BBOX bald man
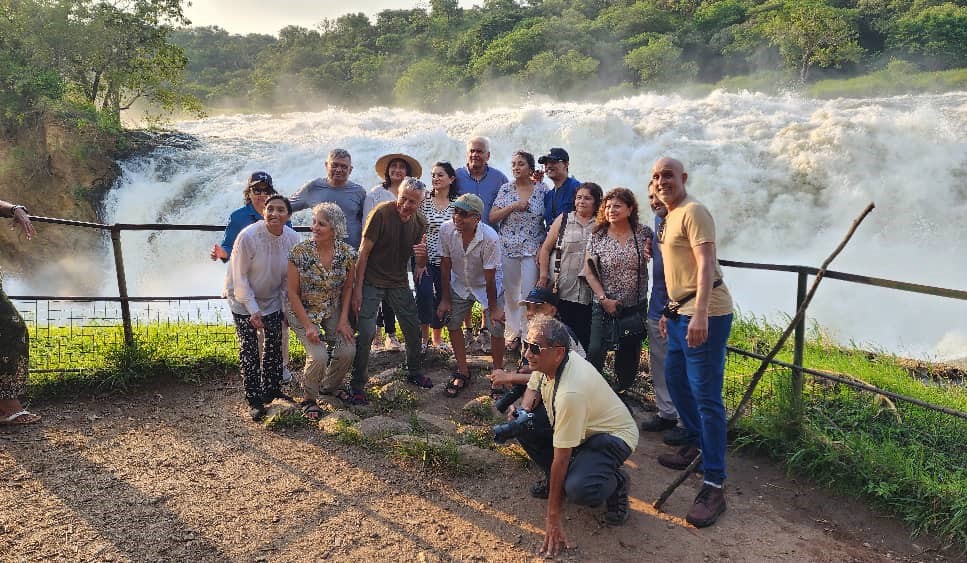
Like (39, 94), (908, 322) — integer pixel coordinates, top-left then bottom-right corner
(652, 157), (734, 529)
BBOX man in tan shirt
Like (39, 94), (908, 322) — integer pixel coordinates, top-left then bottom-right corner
(652, 157), (734, 529)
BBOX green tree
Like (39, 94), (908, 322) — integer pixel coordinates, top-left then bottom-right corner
(889, 3), (967, 68)
(521, 49), (600, 93)
(742, 0), (865, 83)
(624, 34), (697, 85)
(393, 58), (465, 110)
(470, 19), (547, 78)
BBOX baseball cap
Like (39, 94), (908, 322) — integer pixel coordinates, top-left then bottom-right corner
(453, 193), (484, 216)
(519, 286), (559, 307)
(247, 171), (273, 188)
(538, 148), (570, 164)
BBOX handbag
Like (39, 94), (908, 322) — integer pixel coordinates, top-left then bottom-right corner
(611, 228), (647, 339)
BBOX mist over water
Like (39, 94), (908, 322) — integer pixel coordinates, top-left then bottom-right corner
(85, 91), (967, 360)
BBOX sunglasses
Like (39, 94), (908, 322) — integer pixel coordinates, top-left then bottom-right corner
(454, 208), (478, 218)
(522, 339), (561, 355)
(250, 187), (273, 195)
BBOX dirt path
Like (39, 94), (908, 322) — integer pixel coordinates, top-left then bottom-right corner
(0, 351), (954, 562)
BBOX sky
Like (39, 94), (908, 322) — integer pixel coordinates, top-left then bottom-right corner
(183, 0), (479, 35)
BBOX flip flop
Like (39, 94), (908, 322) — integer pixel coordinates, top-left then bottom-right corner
(0, 410), (41, 426)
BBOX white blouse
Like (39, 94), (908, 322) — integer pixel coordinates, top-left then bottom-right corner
(223, 221), (301, 316)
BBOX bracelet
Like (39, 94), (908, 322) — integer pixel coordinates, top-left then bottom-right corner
(9, 205), (27, 217)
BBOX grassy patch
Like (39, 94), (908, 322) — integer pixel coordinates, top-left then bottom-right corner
(725, 315), (967, 550)
(264, 410), (310, 430)
(391, 436), (466, 474)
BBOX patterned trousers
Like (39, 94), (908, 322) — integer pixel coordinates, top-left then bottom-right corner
(233, 310), (284, 406)
(0, 288), (28, 400)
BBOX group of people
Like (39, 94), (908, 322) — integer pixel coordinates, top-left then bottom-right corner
(211, 136), (736, 548)
(0, 139), (734, 553)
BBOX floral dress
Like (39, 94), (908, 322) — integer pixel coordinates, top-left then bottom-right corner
(492, 181), (548, 257)
(286, 239), (357, 331)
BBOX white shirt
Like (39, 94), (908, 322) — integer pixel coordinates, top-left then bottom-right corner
(439, 220), (503, 306)
(223, 221), (301, 316)
(363, 185), (396, 223)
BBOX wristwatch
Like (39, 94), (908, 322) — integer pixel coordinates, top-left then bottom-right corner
(9, 205), (27, 217)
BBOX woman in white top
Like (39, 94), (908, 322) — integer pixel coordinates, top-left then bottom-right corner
(363, 152), (422, 351)
(224, 195), (301, 420)
(489, 150), (548, 352)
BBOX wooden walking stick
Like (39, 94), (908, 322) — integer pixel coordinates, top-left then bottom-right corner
(653, 202), (876, 511)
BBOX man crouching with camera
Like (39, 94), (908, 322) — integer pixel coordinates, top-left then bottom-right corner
(503, 315), (639, 555)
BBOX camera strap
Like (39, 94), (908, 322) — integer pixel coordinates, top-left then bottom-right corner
(552, 211), (568, 293)
(548, 352), (569, 424)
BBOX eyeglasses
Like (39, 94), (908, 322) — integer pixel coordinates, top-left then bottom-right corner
(522, 339), (561, 355)
(657, 219), (667, 243)
(454, 208), (477, 218)
(250, 187), (273, 195)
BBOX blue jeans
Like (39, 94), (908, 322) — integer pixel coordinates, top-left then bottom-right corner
(664, 313), (733, 485)
(415, 263), (444, 329)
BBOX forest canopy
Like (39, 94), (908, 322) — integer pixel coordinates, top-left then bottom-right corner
(2, 0), (966, 128)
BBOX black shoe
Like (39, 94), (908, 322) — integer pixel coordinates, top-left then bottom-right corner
(530, 478), (549, 499)
(605, 469), (630, 525)
(248, 405), (266, 421)
(663, 426), (693, 446)
(640, 414), (678, 432)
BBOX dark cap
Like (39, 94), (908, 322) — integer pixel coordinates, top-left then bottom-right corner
(519, 286), (559, 307)
(538, 148), (569, 164)
(247, 171), (273, 188)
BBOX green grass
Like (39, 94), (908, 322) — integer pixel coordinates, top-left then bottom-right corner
(725, 315), (967, 550)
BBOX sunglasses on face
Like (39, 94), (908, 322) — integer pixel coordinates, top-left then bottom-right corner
(454, 208), (477, 218)
(251, 187), (273, 195)
(522, 340), (560, 355)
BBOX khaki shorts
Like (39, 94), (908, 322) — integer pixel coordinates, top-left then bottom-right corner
(447, 292), (505, 339)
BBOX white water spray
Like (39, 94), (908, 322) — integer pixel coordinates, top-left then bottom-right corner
(89, 91), (967, 360)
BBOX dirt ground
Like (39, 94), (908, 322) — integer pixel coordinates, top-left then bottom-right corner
(0, 349), (957, 562)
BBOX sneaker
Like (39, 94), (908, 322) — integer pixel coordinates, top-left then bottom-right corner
(686, 484), (726, 528)
(478, 328), (491, 354)
(530, 478), (549, 499)
(385, 334), (402, 351)
(405, 371), (434, 389)
(640, 414), (678, 432)
(604, 469), (630, 525)
(657, 446), (701, 470)
(663, 426), (694, 446)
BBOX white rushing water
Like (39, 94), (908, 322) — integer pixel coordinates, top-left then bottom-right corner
(62, 91), (967, 360)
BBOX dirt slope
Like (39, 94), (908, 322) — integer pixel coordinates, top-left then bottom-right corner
(0, 351), (954, 562)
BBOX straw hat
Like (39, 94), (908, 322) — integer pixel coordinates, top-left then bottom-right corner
(374, 153), (422, 180)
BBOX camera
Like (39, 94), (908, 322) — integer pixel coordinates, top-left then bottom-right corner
(493, 383), (527, 413)
(493, 408), (535, 444)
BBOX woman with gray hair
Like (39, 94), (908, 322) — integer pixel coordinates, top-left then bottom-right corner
(285, 202), (358, 418)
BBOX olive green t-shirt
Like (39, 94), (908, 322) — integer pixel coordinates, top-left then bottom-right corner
(362, 201), (427, 288)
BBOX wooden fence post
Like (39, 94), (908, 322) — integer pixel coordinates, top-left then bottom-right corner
(110, 225), (134, 346)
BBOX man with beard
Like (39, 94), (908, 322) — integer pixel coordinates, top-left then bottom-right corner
(290, 148), (367, 249)
(652, 157), (734, 528)
(349, 177), (433, 404)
